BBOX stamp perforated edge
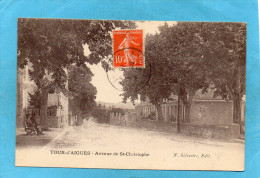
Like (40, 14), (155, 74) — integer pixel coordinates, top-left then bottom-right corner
(112, 29), (145, 68)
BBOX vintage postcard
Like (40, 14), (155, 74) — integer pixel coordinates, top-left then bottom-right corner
(16, 18), (246, 171)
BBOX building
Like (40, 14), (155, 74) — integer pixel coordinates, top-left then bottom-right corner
(16, 63), (69, 128)
(135, 88), (245, 139)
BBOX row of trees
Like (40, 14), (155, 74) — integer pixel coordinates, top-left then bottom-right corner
(92, 104), (125, 123)
(121, 22), (246, 133)
(18, 18), (135, 124)
(18, 19), (246, 133)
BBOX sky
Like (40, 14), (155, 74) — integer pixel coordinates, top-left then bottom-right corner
(85, 21), (177, 103)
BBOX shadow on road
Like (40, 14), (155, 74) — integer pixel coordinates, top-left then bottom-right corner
(16, 134), (53, 149)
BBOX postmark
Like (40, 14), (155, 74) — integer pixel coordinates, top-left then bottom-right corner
(105, 51), (151, 92)
(113, 29), (144, 68)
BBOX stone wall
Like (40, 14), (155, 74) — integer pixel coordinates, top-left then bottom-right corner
(136, 99), (245, 126)
(110, 117), (240, 139)
(190, 100), (233, 125)
(130, 97), (245, 139)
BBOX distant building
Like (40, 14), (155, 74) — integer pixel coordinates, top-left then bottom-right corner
(136, 88), (245, 122)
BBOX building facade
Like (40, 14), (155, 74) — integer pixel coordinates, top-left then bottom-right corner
(16, 64), (69, 128)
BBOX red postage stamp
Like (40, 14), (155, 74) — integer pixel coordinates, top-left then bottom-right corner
(113, 29), (144, 67)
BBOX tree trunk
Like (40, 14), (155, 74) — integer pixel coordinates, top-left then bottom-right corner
(40, 88), (49, 126)
(233, 94), (238, 123)
(184, 103), (190, 123)
(177, 93), (181, 133)
(232, 58), (243, 133)
(233, 92), (243, 133)
(155, 104), (163, 121)
(234, 58), (244, 134)
(184, 91), (195, 123)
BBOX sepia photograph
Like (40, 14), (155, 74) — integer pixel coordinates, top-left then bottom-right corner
(15, 18), (246, 171)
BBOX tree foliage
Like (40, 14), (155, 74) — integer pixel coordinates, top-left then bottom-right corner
(121, 22), (211, 121)
(121, 33), (174, 120)
(121, 22), (246, 127)
(18, 18), (135, 124)
(158, 22), (211, 122)
(18, 18), (135, 92)
(68, 65), (97, 115)
(28, 88), (41, 109)
(202, 22), (246, 126)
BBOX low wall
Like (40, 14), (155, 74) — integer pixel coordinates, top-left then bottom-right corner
(37, 115), (70, 128)
(190, 100), (233, 125)
(40, 116), (60, 128)
(110, 117), (240, 139)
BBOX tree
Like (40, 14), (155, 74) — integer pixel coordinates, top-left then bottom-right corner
(159, 22), (246, 128)
(18, 18), (135, 125)
(92, 104), (110, 123)
(121, 23), (210, 123)
(121, 33), (174, 121)
(121, 22), (246, 133)
(158, 22), (210, 123)
(68, 66), (97, 114)
(68, 65), (97, 116)
(28, 88), (41, 109)
(202, 23), (246, 132)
